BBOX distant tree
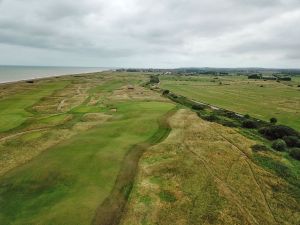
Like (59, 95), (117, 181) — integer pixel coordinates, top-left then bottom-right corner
(248, 74), (262, 79)
(192, 104), (205, 110)
(162, 89), (170, 95)
(259, 125), (299, 140)
(242, 120), (258, 129)
(272, 139), (287, 151)
(270, 117), (277, 124)
(278, 77), (292, 81)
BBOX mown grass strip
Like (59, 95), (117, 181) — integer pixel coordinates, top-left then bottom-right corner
(92, 108), (176, 225)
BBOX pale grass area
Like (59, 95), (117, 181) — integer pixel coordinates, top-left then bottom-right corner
(108, 85), (169, 102)
(33, 83), (93, 113)
(121, 109), (300, 225)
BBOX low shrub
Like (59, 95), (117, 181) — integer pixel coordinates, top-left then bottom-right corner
(244, 114), (250, 119)
(204, 114), (219, 122)
(242, 120), (258, 129)
(283, 136), (300, 148)
(259, 125), (299, 140)
(192, 104), (205, 110)
(169, 93), (178, 99)
(162, 89), (170, 95)
(150, 75), (160, 84)
(220, 120), (239, 127)
(251, 144), (270, 152)
(289, 148), (300, 160)
(270, 117), (277, 124)
(272, 139), (287, 151)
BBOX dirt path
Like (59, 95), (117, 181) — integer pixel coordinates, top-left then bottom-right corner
(91, 109), (176, 225)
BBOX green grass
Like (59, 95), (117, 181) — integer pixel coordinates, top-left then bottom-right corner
(89, 80), (124, 94)
(161, 75), (300, 130)
(0, 81), (69, 132)
(0, 101), (174, 225)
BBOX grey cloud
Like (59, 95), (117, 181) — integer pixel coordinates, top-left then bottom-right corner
(0, 0), (300, 67)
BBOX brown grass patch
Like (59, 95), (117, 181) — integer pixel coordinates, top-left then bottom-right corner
(120, 109), (300, 225)
(108, 85), (168, 102)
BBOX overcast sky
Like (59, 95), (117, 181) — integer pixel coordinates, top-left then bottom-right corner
(0, 0), (299, 68)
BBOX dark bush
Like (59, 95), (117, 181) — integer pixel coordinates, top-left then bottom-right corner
(162, 90), (170, 95)
(220, 111), (236, 118)
(192, 104), (205, 110)
(220, 120), (239, 127)
(283, 136), (300, 148)
(169, 93), (178, 99)
(278, 77), (292, 81)
(248, 74), (261, 79)
(259, 125), (299, 140)
(150, 75), (160, 84)
(251, 144), (270, 152)
(270, 117), (277, 124)
(26, 80), (34, 84)
(289, 148), (300, 160)
(244, 114), (250, 119)
(204, 114), (219, 122)
(272, 139), (287, 151)
(242, 120), (258, 129)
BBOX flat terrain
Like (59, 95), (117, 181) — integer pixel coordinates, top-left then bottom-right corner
(0, 72), (299, 225)
(160, 75), (300, 130)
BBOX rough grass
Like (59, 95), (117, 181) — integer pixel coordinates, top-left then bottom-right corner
(0, 101), (174, 225)
(160, 75), (300, 130)
(0, 72), (175, 225)
(121, 109), (300, 225)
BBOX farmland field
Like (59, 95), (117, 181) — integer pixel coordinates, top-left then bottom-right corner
(160, 75), (300, 131)
(0, 72), (299, 225)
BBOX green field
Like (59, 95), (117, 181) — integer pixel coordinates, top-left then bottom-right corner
(0, 72), (299, 225)
(160, 75), (300, 130)
(0, 73), (174, 225)
(0, 81), (70, 132)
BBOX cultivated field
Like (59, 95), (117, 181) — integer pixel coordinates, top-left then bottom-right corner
(160, 75), (300, 130)
(0, 72), (299, 225)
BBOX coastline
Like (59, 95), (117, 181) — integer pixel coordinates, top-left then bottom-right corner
(0, 67), (112, 85)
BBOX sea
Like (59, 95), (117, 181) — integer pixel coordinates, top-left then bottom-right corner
(0, 65), (110, 83)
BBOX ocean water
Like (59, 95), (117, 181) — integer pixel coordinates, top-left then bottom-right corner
(0, 66), (109, 83)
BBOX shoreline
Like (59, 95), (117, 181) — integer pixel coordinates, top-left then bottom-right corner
(0, 69), (111, 85)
